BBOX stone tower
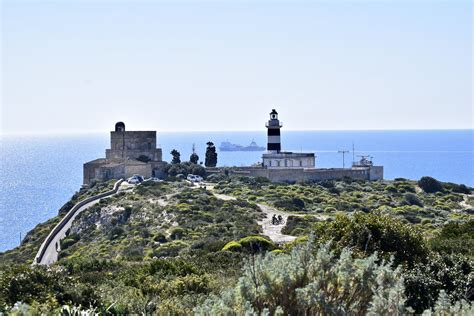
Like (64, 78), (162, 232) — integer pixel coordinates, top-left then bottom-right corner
(266, 109), (282, 152)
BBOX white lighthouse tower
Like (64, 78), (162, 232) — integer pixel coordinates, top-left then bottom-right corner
(266, 109), (282, 152)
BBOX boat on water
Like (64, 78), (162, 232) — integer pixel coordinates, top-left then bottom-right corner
(219, 140), (265, 152)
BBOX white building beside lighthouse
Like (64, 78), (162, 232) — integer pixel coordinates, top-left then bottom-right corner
(262, 109), (316, 169)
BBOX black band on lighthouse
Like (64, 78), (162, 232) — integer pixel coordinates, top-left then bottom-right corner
(268, 143), (281, 151)
(267, 129), (280, 136)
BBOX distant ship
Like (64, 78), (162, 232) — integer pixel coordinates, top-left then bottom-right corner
(219, 140), (265, 152)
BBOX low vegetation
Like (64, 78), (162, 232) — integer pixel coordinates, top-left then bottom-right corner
(0, 176), (472, 314)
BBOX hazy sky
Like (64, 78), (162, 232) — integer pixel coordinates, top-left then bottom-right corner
(1, 0), (472, 135)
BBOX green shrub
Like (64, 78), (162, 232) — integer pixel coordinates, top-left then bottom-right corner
(314, 211), (429, 266)
(404, 193), (424, 207)
(222, 241), (243, 252)
(404, 253), (473, 313)
(418, 176), (443, 193)
(443, 182), (472, 194)
(237, 236), (275, 253)
(196, 240), (406, 315)
(273, 197), (305, 212)
(107, 226), (125, 240)
(169, 227), (185, 240)
(281, 215), (319, 236)
(429, 220), (474, 256)
(385, 185), (398, 193)
(153, 232), (168, 243)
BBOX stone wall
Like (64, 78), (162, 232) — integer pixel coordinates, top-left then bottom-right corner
(106, 131), (162, 161)
(219, 166), (384, 183)
(262, 152), (315, 169)
(124, 162), (152, 179)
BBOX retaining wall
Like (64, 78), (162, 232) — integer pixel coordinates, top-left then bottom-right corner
(34, 179), (124, 265)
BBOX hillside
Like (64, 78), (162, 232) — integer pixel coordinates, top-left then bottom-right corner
(1, 177), (473, 314)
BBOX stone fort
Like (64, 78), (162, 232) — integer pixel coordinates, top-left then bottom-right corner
(83, 122), (166, 185)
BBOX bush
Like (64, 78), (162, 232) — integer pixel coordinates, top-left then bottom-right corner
(418, 176), (443, 193)
(385, 185), (398, 193)
(222, 241), (243, 252)
(404, 253), (473, 313)
(404, 193), (424, 207)
(281, 215), (319, 236)
(274, 197), (305, 212)
(196, 240), (406, 315)
(429, 220), (474, 256)
(314, 211), (429, 266)
(223, 236), (276, 254)
(107, 226), (125, 240)
(169, 227), (185, 240)
(153, 232), (168, 243)
(206, 174), (226, 183)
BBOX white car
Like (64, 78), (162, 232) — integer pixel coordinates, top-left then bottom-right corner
(194, 175), (203, 182)
(186, 174), (202, 182)
(187, 174), (203, 183)
(127, 176), (142, 184)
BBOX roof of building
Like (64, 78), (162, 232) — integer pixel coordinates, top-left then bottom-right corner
(262, 152), (315, 158)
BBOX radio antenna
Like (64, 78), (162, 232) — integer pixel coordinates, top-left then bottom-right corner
(337, 150), (349, 168)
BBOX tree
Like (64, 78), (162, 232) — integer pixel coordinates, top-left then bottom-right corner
(190, 144), (199, 164)
(204, 142), (217, 167)
(170, 149), (181, 164)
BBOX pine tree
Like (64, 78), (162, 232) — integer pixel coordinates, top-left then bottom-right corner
(190, 144), (199, 164)
(205, 142), (217, 167)
(170, 149), (181, 164)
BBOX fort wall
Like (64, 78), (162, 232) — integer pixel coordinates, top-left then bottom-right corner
(213, 166), (384, 183)
(106, 131), (162, 161)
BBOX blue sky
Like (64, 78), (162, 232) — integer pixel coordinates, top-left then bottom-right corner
(1, 0), (472, 134)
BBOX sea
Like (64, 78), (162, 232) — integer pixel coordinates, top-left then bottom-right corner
(0, 130), (473, 252)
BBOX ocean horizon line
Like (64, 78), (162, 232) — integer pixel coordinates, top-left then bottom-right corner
(1, 128), (473, 138)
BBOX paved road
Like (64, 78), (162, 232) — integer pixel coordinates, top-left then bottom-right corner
(35, 180), (128, 265)
(37, 198), (102, 265)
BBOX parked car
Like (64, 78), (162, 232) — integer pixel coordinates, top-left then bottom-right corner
(127, 174), (144, 184)
(127, 177), (140, 184)
(187, 174), (203, 183)
(132, 175), (144, 182)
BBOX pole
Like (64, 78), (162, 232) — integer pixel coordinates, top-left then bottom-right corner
(352, 142), (355, 164)
(338, 150), (349, 168)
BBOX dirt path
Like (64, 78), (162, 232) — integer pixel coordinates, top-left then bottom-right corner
(459, 194), (473, 209)
(256, 204), (296, 243)
(198, 182), (296, 243)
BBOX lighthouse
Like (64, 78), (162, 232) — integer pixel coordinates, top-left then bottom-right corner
(266, 109), (282, 152)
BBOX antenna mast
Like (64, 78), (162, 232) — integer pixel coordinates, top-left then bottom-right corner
(337, 150), (349, 168)
(352, 142), (355, 164)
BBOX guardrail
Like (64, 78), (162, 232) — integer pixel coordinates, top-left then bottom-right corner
(34, 179), (124, 265)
